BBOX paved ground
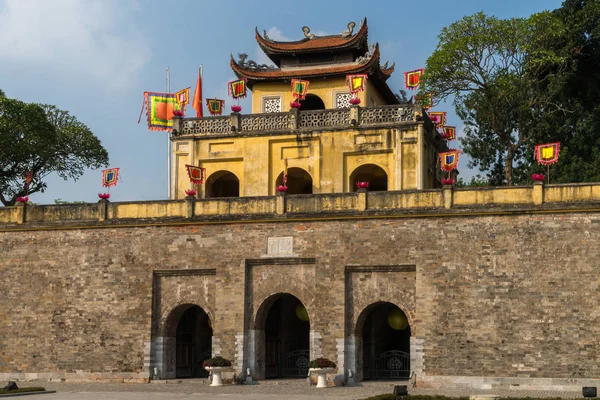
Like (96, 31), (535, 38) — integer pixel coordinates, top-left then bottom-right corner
(8, 379), (583, 400)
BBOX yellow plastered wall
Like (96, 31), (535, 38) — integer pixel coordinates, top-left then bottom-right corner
(251, 77), (366, 112)
(365, 79), (389, 107)
(172, 124), (428, 199)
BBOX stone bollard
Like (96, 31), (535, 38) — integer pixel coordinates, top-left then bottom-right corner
(98, 199), (109, 222)
(442, 184), (453, 209)
(276, 191), (286, 215)
(532, 181), (544, 205)
(357, 188), (367, 211)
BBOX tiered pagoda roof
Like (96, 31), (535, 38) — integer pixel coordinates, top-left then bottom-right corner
(230, 18), (399, 104)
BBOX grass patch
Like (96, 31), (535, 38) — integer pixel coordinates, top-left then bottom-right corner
(0, 387), (45, 395)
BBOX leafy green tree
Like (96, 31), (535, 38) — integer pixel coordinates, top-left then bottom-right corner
(527, 0), (600, 183)
(0, 93), (109, 206)
(422, 12), (568, 185)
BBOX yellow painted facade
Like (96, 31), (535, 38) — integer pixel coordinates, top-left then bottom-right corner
(170, 76), (445, 199)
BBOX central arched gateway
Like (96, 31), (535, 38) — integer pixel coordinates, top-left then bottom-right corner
(356, 302), (411, 380)
(163, 304), (213, 379)
(255, 293), (310, 379)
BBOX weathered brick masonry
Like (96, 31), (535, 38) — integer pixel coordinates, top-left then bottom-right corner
(2, 186), (600, 389)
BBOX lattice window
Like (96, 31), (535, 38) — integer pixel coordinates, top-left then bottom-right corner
(263, 96), (282, 113)
(335, 92), (352, 109)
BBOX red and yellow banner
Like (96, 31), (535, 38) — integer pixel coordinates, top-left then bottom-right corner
(186, 164), (206, 184)
(102, 168), (120, 187)
(206, 99), (225, 116)
(439, 150), (460, 172)
(442, 126), (456, 140)
(534, 142), (560, 165)
(346, 74), (367, 94)
(428, 111), (446, 128)
(174, 87), (190, 111)
(404, 68), (424, 90)
(291, 79), (310, 100)
(144, 92), (177, 131)
(229, 79), (247, 99)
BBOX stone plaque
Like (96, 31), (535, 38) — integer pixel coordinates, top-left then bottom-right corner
(267, 237), (293, 256)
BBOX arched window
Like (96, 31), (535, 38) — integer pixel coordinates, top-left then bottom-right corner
(350, 164), (388, 192)
(299, 94), (325, 111)
(276, 167), (313, 194)
(205, 171), (239, 198)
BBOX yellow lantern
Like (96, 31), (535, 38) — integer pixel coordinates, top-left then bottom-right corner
(387, 308), (408, 330)
(296, 304), (309, 322)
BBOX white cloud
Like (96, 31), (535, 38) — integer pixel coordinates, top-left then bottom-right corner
(264, 26), (291, 42)
(0, 0), (150, 92)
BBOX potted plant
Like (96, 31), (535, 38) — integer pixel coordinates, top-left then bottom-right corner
(290, 101), (302, 109)
(308, 358), (336, 388)
(356, 181), (369, 190)
(349, 97), (361, 106)
(16, 196), (29, 203)
(532, 173), (545, 183)
(203, 356), (232, 386)
(185, 189), (197, 198)
(97, 193), (110, 200)
(276, 185), (288, 193)
(231, 105), (242, 113)
(441, 178), (455, 186)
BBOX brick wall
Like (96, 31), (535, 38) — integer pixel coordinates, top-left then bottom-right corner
(1, 210), (600, 388)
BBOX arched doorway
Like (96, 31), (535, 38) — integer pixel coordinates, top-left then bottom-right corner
(357, 302), (410, 380)
(205, 171), (239, 198)
(350, 164), (388, 192)
(255, 294), (310, 379)
(276, 167), (313, 194)
(168, 305), (212, 378)
(299, 94), (325, 111)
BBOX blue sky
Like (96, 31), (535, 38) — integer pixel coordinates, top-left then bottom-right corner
(0, 0), (563, 204)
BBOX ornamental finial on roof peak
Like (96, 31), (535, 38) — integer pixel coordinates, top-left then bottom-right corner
(302, 26), (316, 40)
(341, 21), (356, 38)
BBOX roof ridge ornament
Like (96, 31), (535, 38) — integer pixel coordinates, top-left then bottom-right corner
(341, 21), (356, 38)
(263, 29), (273, 42)
(236, 53), (277, 71)
(302, 26), (316, 40)
(357, 43), (376, 64)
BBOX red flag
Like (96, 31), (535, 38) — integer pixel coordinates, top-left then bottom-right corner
(192, 69), (203, 117)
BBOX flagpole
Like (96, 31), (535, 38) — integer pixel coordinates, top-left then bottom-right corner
(167, 67), (171, 200)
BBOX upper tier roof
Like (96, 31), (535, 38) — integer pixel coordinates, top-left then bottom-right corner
(230, 43), (399, 104)
(256, 18), (369, 65)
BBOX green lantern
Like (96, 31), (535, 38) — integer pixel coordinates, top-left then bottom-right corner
(296, 304), (309, 322)
(387, 308), (408, 330)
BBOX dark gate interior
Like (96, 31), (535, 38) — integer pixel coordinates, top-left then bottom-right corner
(362, 303), (410, 380)
(265, 294), (310, 378)
(176, 306), (212, 378)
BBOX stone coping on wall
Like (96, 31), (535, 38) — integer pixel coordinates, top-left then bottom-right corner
(1, 182), (600, 230)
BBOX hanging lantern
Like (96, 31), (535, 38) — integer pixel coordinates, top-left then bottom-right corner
(296, 303), (309, 322)
(387, 308), (408, 330)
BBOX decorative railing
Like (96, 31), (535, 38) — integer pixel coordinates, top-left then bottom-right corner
(240, 112), (288, 132)
(298, 108), (351, 129)
(175, 104), (418, 137)
(360, 105), (415, 126)
(182, 116), (231, 135)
